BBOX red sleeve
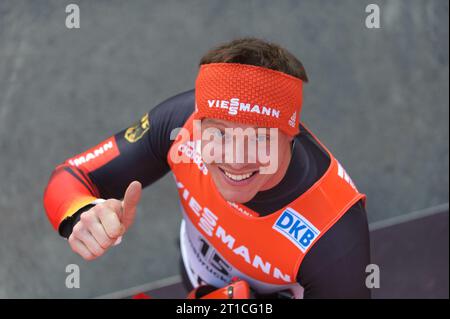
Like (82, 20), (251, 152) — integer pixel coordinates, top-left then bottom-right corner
(43, 90), (195, 233)
(43, 136), (120, 230)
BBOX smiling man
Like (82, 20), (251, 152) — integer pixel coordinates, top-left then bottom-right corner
(43, 38), (371, 299)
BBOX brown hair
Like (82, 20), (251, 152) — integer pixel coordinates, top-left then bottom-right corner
(199, 37), (308, 82)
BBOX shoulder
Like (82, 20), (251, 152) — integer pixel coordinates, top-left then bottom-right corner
(144, 89), (195, 161)
(148, 89), (195, 129)
(298, 200), (370, 284)
(297, 200), (371, 298)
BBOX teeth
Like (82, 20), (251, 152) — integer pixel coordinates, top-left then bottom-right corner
(223, 170), (254, 181)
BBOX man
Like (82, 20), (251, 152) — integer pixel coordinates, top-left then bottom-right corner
(44, 38), (371, 298)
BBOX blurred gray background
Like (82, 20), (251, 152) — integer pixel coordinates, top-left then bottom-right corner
(0, 0), (448, 298)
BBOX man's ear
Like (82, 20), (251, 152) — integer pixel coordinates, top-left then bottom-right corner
(287, 135), (295, 152)
(282, 132), (295, 143)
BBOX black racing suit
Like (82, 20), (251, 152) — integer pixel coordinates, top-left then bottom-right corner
(50, 90), (371, 299)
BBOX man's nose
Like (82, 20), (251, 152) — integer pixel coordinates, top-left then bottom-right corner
(226, 135), (255, 164)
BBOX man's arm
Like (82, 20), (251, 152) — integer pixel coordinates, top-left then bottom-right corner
(43, 89), (195, 237)
(297, 200), (371, 298)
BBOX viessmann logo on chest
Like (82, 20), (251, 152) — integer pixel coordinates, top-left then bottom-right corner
(273, 208), (320, 253)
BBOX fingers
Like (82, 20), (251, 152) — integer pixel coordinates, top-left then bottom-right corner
(97, 200), (125, 239)
(121, 181), (142, 229)
(88, 222), (115, 249)
(68, 201), (122, 260)
(71, 222), (105, 257)
(78, 229), (105, 256)
(67, 181), (142, 261)
(68, 236), (96, 261)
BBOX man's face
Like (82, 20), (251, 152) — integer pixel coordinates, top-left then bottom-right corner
(200, 118), (293, 203)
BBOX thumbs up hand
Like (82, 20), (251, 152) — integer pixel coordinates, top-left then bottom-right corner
(120, 181), (142, 230)
(68, 181), (142, 261)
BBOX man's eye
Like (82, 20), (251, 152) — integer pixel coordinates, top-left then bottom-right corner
(214, 130), (224, 139)
(257, 135), (269, 142)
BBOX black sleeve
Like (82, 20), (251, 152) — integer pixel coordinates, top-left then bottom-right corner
(145, 89), (196, 167)
(297, 200), (372, 299)
(88, 89), (195, 199)
(58, 89), (195, 237)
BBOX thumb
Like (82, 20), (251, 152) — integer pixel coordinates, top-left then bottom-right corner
(121, 181), (142, 229)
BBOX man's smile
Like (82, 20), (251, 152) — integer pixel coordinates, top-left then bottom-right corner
(218, 167), (259, 185)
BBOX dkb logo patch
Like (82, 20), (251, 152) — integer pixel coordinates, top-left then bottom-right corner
(273, 208), (320, 253)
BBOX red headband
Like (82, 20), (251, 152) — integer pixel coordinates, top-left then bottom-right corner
(194, 63), (303, 136)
